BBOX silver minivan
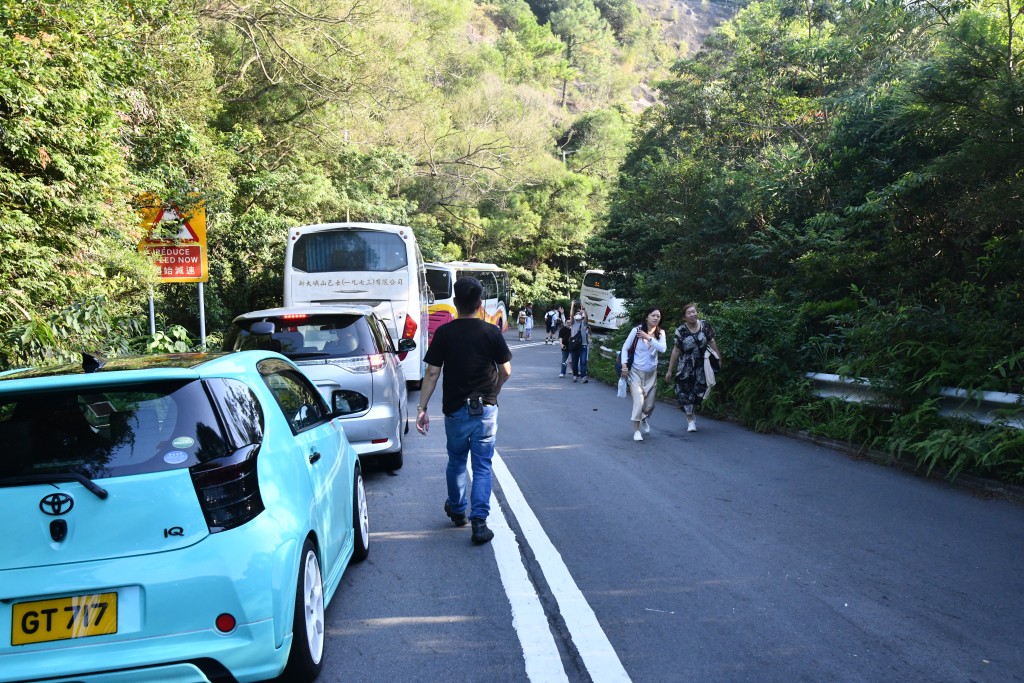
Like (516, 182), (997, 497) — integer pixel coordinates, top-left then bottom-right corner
(224, 305), (411, 470)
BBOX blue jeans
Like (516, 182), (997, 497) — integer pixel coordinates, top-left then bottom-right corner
(571, 344), (589, 378)
(560, 347), (570, 375)
(444, 404), (498, 521)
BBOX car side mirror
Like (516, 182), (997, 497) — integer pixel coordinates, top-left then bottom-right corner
(397, 338), (416, 353)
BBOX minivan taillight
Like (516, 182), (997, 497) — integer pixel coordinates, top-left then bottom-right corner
(190, 444), (264, 532)
(328, 355), (387, 373)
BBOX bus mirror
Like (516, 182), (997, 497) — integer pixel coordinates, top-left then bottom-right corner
(397, 338), (417, 353)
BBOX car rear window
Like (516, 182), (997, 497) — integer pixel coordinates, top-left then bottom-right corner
(291, 229), (408, 273)
(226, 314), (379, 359)
(0, 379), (259, 480)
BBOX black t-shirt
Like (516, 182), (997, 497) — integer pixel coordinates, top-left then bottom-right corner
(558, 325), (572, 346)
(423, 318), (513, 415)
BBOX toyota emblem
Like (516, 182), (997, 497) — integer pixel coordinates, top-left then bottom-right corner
(39, 493), (74, 516)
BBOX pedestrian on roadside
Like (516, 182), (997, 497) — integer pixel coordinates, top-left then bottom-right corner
(620, 307), (667, 442)
(416, 277), (513, 545)
(544, 306), (557, 343)
(517, 308), (526, 341)
(568, 302), (591, 383)
(558, 318), (572, 377)
(524, 305), (534, 340)
(664, 303), (722, 433)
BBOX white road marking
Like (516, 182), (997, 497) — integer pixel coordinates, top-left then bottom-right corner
(510, 340), (551, 349)
(490, 493), (570, 683)
(492, 451), (632, 683)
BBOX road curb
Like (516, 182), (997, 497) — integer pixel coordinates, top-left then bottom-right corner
(784, 429), (1024, 506)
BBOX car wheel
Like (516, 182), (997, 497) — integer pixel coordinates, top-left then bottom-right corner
(381, 447), (403, 471)
(352, 468), (370, 562)
(381, 415), (405, 471)
(279, 539), (324, 683)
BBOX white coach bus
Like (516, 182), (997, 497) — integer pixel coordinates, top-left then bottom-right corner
(284, 222), (430, 383)
(579, 269), (628, 332)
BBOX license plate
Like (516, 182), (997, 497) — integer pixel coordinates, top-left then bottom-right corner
(12, 592), (117, 646)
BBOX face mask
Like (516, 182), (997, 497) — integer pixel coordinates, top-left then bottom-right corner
(574, 314), (583, 320)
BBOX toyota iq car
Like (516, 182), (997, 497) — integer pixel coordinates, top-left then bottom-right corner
(224, 306), (412, 470)
(0, 351), (369, 683)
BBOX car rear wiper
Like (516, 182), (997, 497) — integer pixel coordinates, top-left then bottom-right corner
(0, 473), (108, 499)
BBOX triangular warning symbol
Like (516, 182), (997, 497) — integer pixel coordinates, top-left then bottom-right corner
(151, 207), (200, 242)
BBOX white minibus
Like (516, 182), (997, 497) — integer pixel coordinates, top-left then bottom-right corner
(579, 269), (628, 332)
(284, 222), (430, 383)
(425, 262), (510, 344)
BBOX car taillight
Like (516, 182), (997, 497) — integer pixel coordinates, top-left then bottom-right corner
(400, 316), (417, 360)
(189, 444), (264, 532)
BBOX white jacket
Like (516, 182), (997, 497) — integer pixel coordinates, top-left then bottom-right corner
(621, 326), (667, 373)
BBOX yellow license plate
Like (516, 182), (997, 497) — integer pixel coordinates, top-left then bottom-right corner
(12, 592), (117, 646)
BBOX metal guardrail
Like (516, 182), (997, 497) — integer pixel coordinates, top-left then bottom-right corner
(597, 342), (1023, 430)
(806, 373), (1024, 430)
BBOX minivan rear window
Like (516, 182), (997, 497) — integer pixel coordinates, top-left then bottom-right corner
(0, 380), (256, 480)
(292, 229), (408, 273)
(227, 314), (379, 359)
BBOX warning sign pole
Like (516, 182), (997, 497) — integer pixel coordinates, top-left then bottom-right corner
(198, 282), (207, 349)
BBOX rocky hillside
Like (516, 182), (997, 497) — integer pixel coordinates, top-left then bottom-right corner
(640, 0), (739, 56)
(630, 0), (739, 107)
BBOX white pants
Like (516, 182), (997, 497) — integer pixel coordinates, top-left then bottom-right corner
(628, 367), (658, 422)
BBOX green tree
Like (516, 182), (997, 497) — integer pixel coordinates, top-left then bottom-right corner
(0, 0), (213, 361)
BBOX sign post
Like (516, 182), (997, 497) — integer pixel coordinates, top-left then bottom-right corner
(138, 195), (210, 347)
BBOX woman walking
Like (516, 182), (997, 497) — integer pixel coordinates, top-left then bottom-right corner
(664, 303), (722, 432)
(620, 307), (667, 442)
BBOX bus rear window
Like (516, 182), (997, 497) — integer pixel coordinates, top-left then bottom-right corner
(583, 272), (614, 290)
(425, 269), (452, 300)
(292, 230), (409, 273)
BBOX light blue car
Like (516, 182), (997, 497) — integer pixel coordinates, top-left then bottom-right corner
(0, 351), (369, 682)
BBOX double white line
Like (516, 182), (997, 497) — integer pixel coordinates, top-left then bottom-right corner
(489, 451), (632, 683)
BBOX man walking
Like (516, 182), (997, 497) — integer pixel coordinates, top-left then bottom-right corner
(416, 277), (513, 544)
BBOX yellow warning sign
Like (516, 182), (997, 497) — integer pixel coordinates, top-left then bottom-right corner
(137, 194), (208, 283)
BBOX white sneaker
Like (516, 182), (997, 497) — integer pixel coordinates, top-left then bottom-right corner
(559, 373), (565, 378)
(641, 417), (651, 434)
(633, 430), (643, 442)
(687, 419), (697, 432)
